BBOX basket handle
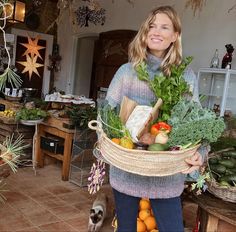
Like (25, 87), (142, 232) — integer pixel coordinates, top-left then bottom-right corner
(88, 120), (102, 132)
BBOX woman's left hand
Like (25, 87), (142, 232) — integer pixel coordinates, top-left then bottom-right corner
(182, 151), (203, 174)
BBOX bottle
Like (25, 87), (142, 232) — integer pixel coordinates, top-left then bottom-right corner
(210, 49), (220, 68)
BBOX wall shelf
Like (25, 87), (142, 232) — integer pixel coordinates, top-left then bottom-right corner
(198, 68), (236, 116)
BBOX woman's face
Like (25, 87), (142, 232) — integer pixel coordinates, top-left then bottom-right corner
(146, 13), (178, 58)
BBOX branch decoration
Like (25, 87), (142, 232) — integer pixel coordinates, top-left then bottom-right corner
(0, 1), (22, 90)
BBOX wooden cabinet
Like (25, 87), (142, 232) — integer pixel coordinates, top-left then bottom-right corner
(89, 30), (137, 99)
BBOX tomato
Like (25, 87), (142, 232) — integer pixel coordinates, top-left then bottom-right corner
(150, 122), (172, 135)
(150, 125), (159, 135)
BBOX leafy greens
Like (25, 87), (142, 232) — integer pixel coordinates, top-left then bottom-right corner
(167, 99), (225, 146)
(136, 56), (193, 121)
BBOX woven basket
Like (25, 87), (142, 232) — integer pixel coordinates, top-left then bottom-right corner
(207, 180), (236, 203)
(88, 120), (200, 177)
(206, 151), (236, 203)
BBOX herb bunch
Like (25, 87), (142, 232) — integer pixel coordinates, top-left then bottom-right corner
(66, 105), (97, 130)
(98, 103), (130, 139)
(137, 56), (193, 121)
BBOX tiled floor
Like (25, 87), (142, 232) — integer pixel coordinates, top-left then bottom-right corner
(0, 164), (198, 232)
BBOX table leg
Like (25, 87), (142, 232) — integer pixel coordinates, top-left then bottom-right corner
(199, 207), (219, 232)
(35, 125), (44, 168)
(61, 133), (73, 181)
(206, 214), (219, 232)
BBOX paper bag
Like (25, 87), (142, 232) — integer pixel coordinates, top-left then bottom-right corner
(119, 96), (138, 124)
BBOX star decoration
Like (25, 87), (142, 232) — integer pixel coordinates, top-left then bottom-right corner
(20, 35), (46, 60)
(17, 55), (44, 80)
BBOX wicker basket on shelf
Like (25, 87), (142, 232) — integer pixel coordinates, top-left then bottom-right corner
(207, 180), (236, 203)
(88, 120), (200, 177)
(206, 151), (236, 203)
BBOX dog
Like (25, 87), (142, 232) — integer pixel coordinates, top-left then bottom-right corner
(88, 192), (108, 232)
(221, 44), (234, 69)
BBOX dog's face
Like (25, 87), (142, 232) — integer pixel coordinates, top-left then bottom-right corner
(90, 208), (104, 224)
(226, 44), (234, 54)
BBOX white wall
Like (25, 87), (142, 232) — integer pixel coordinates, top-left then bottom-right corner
(56, 0), (236, 94)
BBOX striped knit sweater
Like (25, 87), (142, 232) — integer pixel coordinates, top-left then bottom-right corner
(105, 53), (199, 199)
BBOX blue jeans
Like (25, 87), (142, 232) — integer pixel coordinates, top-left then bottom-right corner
(113, 188), (184, 232)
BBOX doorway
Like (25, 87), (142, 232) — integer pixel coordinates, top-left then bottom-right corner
(72, 35), (98, 97)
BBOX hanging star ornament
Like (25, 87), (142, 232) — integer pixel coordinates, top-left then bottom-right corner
(17, 55), (44, 80)
(20, 35), (46, 60)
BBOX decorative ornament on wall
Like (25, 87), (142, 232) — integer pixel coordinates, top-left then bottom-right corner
(74, 0), (106, 27)
(0, 1), (22, 90)
(17, 54), (44, 80)
(185, 0), (207, 16)
(15, 34), (46, 89)
(20, 35), (46, 60)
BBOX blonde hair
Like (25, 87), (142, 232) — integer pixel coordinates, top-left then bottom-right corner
(129, 5), (182, 76)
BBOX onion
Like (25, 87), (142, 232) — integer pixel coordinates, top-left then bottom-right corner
(155, 132), (169, 144)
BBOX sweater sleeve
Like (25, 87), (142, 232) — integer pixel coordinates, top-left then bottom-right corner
(105, 64), (129, 108)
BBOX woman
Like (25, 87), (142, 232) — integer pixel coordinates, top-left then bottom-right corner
(105, 5), (203, 232)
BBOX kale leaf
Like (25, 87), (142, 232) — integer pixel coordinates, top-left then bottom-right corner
(167, 99), (225, 146)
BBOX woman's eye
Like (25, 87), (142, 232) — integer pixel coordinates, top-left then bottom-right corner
(162, 26), (169, 30)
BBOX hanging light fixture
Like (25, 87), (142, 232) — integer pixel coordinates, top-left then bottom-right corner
(5, 0), (26, 23)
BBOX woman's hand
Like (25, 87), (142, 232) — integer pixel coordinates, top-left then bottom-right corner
(182, 151), (203, 174)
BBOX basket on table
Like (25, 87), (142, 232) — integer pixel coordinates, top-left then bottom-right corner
(207, 180), (236, 203)
(206, 150), (236, 203)
(88, 120), (200, 177)
(4, 94), (22, 102)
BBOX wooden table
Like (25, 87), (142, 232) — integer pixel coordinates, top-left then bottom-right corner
(35, 116), (74, 181)
(191, 191), (236, 232)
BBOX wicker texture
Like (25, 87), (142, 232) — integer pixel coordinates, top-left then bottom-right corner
(89, 120), (200, 177)
(207, 181), (236, 203)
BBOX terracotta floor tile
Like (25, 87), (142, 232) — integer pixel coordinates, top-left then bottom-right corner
(22, 189), (54, 199)
(36, 197), (67, 210)
(26, 208), (60, 226)
(0, 214), (33, 231)
(16, 226), (42, 232)
(0, 203), (19, 220)
(3, 191), (29, 203)
(44, 185), (74, 195)
(39, 221), (76, 232)
(64, 216), (90, 232)
(48, 205), (85, 220)
(10, 198), (44, 215)
(57, 191), (89, 205)
(1, 165), (197, 232)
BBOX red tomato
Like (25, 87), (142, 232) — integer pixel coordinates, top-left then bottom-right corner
(150, 124), (159, 135)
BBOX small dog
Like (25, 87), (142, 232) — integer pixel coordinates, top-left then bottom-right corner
(88, 192), (108, 232)
(221, 44), (234, 68)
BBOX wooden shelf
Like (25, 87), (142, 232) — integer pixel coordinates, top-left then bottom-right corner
(35, 119), (74, 181)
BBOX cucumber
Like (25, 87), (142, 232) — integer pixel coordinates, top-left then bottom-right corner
(210, 164), (226, 174)
(225, 169), (235, 175)
(208, 157), (218, 165)
(218, 180), (231, 187)
(219, 174), (236, 182)
(222, 151), (236, 158)
(219, 159), (235, 169)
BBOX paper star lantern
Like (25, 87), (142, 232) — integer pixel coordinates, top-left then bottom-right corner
(20, 35), (46, 60)
(17, 55), (44, 80)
